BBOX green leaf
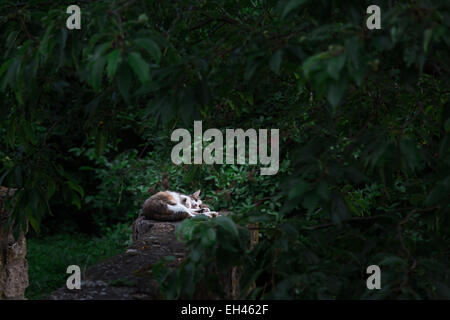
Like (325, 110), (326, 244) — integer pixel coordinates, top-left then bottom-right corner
(344, 167), (368, 184)
(0, 58), (13, 79)
(288, 179), (309, 199)
(302, 193), (319, 213)
(424, 183), (448, 206)
(330, 193), (351, 224)
(0, 58), (19, 92)
(379, 256), (407, 267)
(280, 0), (307, 19)
(14, 166), (23, 186)
(269, 50), (282, 74)
(6, 31), (19, 54)
(244, 60), (260, 81)
(128, 52), (150, 83)
(21, 118), (37, 145)
(116, 63), (132, 104)
(201, 227), (217, 246)
(135, 38), (162, 64)
(302, 52), (328, 78)
(95, 130), (107, 157)
(90, 56), (106, 91)
(0, 169), (11, 187)
(67, 180), (84, 198)
(47, 180), (56, 199)
(281, 223), (299, 238)
(71, 193), (81, 210)
(399, 138), (421, 172)
(106, 49), (121, 79)
(58, 28), (68, 68)
(317, 181), (329, 200)
(92, 42), (112, 60)
(327, 79), (347, 110)
(444, 118), (450, 133)
(138, 14), (149, 23)
(327, 54), (346, 80)
(423, 28), (432, 53)
(436, 283), (450, 299)
(439, 135), (449, 158)
(39, 25), (54, 55)
(215, 216), (239, 237)
(26, 206), (40, 233)
(206, 228), (216, 242)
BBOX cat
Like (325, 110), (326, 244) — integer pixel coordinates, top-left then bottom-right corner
(189, 189), (203, 210)
(141, 190), (217, 221)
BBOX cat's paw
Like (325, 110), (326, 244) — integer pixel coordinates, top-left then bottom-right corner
(209, 211), (219, 218)
(201, 211), (219, 218)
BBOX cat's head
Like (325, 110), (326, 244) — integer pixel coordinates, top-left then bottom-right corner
(189, 190), (202, 209)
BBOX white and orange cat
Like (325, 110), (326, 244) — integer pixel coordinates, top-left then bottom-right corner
(142, 190), (218, 221)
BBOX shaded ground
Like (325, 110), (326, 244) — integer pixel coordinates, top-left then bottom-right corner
(47, 219), (186, 300)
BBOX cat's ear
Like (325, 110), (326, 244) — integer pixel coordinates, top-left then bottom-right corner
(192, 190), (201, 198)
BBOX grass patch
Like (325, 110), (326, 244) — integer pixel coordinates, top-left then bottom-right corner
(26, 223), (132, 300)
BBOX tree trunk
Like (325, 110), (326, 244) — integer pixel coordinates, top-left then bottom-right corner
(0, 187), (29, 300)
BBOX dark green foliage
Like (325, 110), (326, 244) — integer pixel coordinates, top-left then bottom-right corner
(0, 0), (449, 299)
